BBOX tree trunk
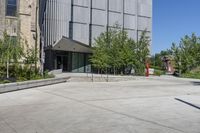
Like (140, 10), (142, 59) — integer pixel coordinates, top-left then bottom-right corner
(6, 60), (9, 79)
(114, 67), (116, 75)
(106, 68), (108, 82)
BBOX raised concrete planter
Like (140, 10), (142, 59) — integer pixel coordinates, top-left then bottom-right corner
(0, 77), (70, 94)
(49, 69), (63, 75)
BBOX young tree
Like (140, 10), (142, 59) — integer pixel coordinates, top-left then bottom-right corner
(90, 29), (112, 74)
(134, 31), (150, 75)
(0, 32), (24, 78)
(90, 28), (150, 75)
(171, 33), (200, 74)
(117, 32), (136, 74)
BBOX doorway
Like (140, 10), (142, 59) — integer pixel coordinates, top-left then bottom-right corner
(56, 55), (68, 72)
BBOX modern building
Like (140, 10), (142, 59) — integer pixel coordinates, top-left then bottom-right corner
(0, 0), (39, 59)
(40, 0), (152, 73)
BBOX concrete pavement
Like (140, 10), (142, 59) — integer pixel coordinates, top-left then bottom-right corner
(0, 76), (200, 133)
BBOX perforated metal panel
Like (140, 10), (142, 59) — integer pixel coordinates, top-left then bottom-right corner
(92, 0), (106, 9)
(74, 0), (89, 7)
(41, 0), (152, 47)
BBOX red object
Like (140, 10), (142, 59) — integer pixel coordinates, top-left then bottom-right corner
(146, 63), (150, 77)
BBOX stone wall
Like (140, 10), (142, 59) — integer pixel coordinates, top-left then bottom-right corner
(0, 0), (40, 67)
(0, 0), (18, 38)
(19, 0), (38, 48)
(0, 0), (5, 38)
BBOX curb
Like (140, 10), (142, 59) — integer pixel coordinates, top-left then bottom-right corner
(0, 77), (70, 94)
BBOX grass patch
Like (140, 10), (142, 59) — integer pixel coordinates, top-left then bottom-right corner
(0, 80), (12, 84)
(182, 72), (200, 79)
(154, 69), (165, 76)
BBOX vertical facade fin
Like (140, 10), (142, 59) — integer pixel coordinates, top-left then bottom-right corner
(122, 0), (125, 30)
(135, 0), (138, 41)
(69, 0), (74, 39)
(106, 0), (109, 33)
(89, 0), (93, 46)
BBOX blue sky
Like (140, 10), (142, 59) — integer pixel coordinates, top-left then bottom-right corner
(153, 0), (200, 54)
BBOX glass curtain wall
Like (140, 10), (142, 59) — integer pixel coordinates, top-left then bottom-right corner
(72, 53), (85, 73)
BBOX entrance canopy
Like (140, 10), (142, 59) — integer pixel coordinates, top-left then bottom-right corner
(52, 36), (92, 53)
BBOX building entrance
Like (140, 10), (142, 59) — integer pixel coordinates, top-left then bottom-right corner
(56, 55), (68, 72)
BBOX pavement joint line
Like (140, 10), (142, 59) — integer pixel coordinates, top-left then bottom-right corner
(0, 102), (69, 108)
(0, 95), (194, 108)
(104, 83), (194, 88)
(37, 89), (186, 133)
(0, 116), (18, 133)
(147, 77), (200, 82)
(82, 95), (186, 102)
(175, 98), (200, 110)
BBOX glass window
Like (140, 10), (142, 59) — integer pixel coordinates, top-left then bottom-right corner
(6, 0), (17, 16)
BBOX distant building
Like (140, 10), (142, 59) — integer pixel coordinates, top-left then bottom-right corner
(40, 0), (152, 73)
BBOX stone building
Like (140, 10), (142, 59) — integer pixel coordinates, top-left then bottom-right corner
(0, 0), (18, 38)
(0, 0), (39, 54)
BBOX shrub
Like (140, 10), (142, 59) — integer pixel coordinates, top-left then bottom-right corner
(150, 65), (164, 71)
(44, 70), (55, 79)
(0, 80), (11, 84)
(154, 69), (165, 76)
(17, 77), (27, 82)
(182, 72), (200, 79)
(0, 65), (5, 78)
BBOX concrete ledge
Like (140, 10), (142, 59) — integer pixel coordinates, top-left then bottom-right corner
(49, 69), (63, 75)
(68, 76), (137, 82)
(0, 77), (70, 94)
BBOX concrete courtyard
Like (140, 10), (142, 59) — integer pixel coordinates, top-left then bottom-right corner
(0, 76), (200, 133)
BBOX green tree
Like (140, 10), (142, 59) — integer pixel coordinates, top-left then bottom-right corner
(21, 40), (40, 80)
(0, 32), (24, 78)
(171, 33), (200, 74)
(91, 27), (150, 75)
(134, 31), (150, 75)
(90, 29), (113, 74)
(111, 30), (135, 74)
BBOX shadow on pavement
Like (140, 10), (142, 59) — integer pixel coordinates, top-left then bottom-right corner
(175, 98), (200, 110)
(191, 82), (200, 86)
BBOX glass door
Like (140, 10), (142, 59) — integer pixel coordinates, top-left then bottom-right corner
(63, 56), (68, 72)
(56, 56), (62, 69)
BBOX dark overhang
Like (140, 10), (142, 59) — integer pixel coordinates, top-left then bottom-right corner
(52, 36), (92, 53)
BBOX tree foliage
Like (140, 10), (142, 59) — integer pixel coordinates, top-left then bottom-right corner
(170, 33), (200, 73)
(134, 31), (150, 74)
(90, 27), (150, 75)
(0, 31), (42, 81)
(152, 33), (200, 75)
(0, 32), (24, 78)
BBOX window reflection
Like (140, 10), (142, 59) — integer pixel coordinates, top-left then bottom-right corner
(6, 0), (17, 16)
